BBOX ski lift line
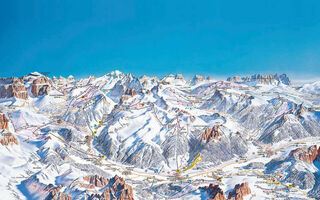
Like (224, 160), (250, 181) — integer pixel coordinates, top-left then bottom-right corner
(151, 105), (164, 126)
(63, 85), (96, 116)
(18, 98), (318, 198)
(175, 122), (179, 171)
(183, 137), (320, 182)
(182, 154), (202, 172)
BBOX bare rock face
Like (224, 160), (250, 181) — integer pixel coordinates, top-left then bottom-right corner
(290, 145), (318, 164)
(84, 175), (134, 200)
(227, 73), (290, 85)
(104, 175), (134, 200)
(56, 193), (72, 200)
(228, 76), (243, 82)
(84, 175), (108, 187)
(189, 75), (212, 86)
(124, 88), (136, 96)
(0, 132), (18, 146)
(85, 135), (93, 150)
(296, 104), (307, 119)
(200, 184), (226, 200)
(0, 77), (28, 99)
(31, 76), (52, 97)
(201, 125), (221, 143)
(228, 182), (251, 200)
(0, 110), (9, 130)
(45, 185), (72, 200)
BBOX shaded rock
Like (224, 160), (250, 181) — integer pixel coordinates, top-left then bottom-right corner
(84, 175), (108, 187)
(58, 128), (73, 143)
(201, 125), (221, 143)
(31, 76), (52, 97)
(285, 168), (315, 190)
(87, 175), (134, 200)
(45, 185), (71, 200)
(124, 88), (136, 96)
(189, 75), (212, 86)
(200, 184), (226, 200)
(296, 104), (307, 119)
(0, 110), (9, 130)
(290, 145), (318, 164)
(228, 182), (251, 200)
(227, 73), (290, 85)
(0, 132), (18, 146)
(258, 114), (309, 144)
(0, 77), (28, 99)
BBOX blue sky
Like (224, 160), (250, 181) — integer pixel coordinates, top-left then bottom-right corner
(1, 0), (320, 80)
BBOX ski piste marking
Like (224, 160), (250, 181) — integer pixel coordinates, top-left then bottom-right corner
(159, 84), (315, 198)
(3, 79), (318, 199)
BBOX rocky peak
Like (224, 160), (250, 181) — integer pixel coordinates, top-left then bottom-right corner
(83, 175), (108, 187)
(124, 88), (136, 96)
(31, 76), (53, 97)
(52, 76), (67, 86)
(139, 76), (159, 90)
(161, 74), (186, 86)
(110, 70), (124, 77)
(175, 74), (184, 80)
(201, 125), (221, 143)
(102, 70), (125, 83)
(0, 77), (28, 99)
(290, 145), (319, 164)
(45, 185), (72, 200)
(277, 73), (291, 85)
(0, 132), (18, 146)
(189, 74), (212, 86)
(227, 76), (243, 82)
(85, 175), (134, 200)
(200, 184), (226, 200)
(228, 182), (251, 200)
(296, 104), (307, 119)
(0, 110), (9, 130)
(227, 73), (291, 86)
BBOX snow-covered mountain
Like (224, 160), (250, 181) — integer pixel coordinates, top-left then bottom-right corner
(300, 81), (320, 95)
(0, 71), (320, 200)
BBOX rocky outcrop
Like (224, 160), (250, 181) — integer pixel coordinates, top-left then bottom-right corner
(200, 184), (226, 200)
(0, 110), (9, 130)
(84, 175), (134, 200)
(160, 74), (186, 86)
(0, 132), (18, 146)
(201, 125), (221, 143)
(228, 182), (251, 200)
(227, 76), (243, 83)
(296, 104), (306, 119)
(85, 135), (93, 150)
(124, 88), (136, 96)
(200, 182), (251, 200)
(290, 145), (318, 164)
(189, 75), (213, 86)
(227, 73), (290, 85)
(31, 76), (52, 97)
(84, 175), (108, 187)
(109, 175), (134, 200)
(0, 77), (28, 99)
(45, 185), (71, 200)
